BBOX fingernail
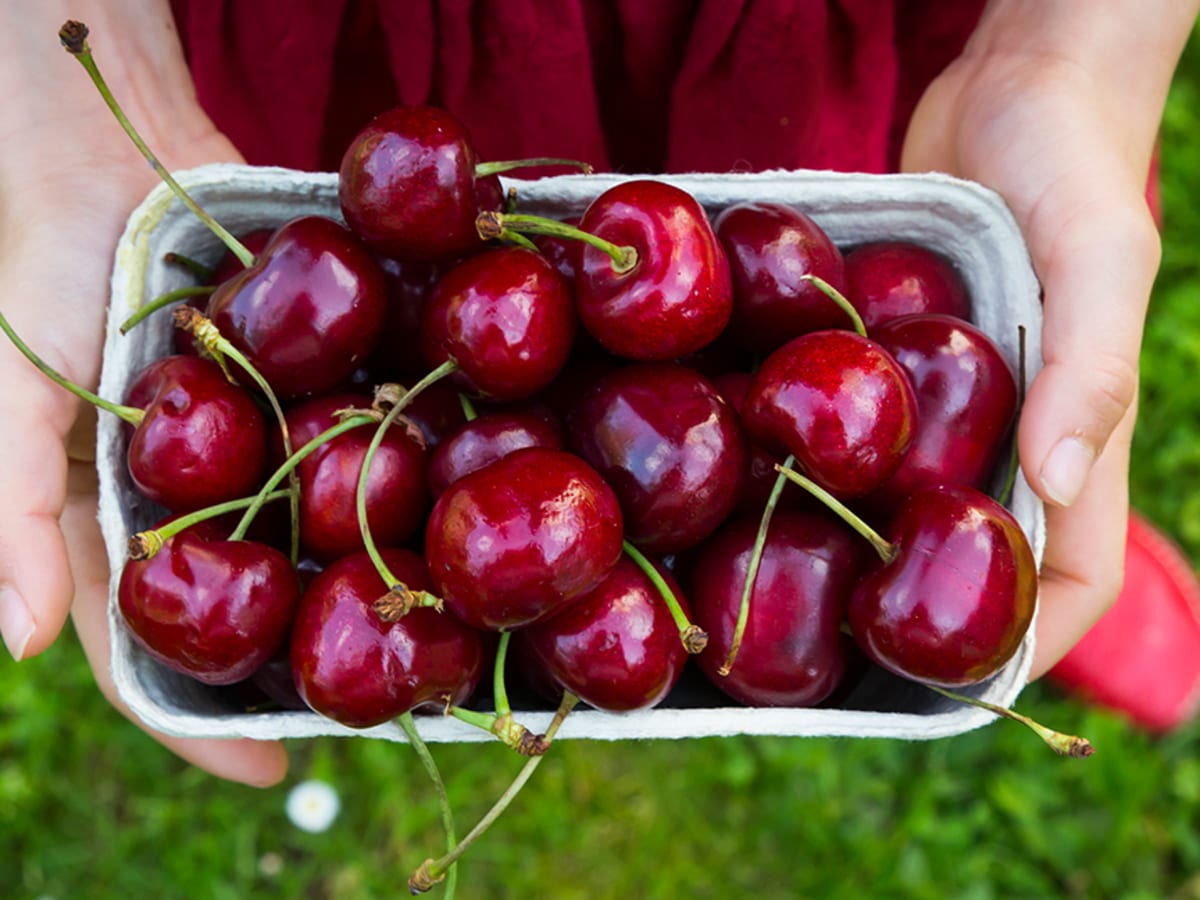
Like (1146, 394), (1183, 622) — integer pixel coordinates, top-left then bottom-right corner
(1039, 437), (1095, 507)
(0, 584), (35, 661)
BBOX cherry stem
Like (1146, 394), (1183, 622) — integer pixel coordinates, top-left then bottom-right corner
(119, 285), (215, 335)
(927, 685), (1095, 758)
(721, 454), (796, 676)
(475, 212), (638, 274)
(492, 631), (514, 718)
(411, 692), (580, 894)
(228, 414), (377, 542)
(458, 393), (478, 422)
(126, 489), (291, 560)
(996, 324), (1027, 509)
(60, 22), (254, 269)
(449, 631), (549, 755)
(772, 464), (897, 563)
(356, 360), (458, 589)
(475, 158), (593, 177)
(622, 541), (707, 654)
(800, 274), (867, 337)
(398, 712), (459, 900)
(163, 250), (213, 281)
(0, 308), (143, 426)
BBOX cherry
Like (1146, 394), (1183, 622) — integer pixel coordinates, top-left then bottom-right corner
(425, 447), (624, 631)
(866, 314), (1018, 511)
(428, 408), (565, 499)
(206, 215), (388, 399)
(713, 201), (847, 354)
(367, 257), (444, 381)
(209, 228), (274, 285)
(568, 362), (746, 554)
(290, 548), (486, 728)
(118, 519), (300, 685)
(846, 484), (1037, 687)
(844, 241), (969, 329)
(687, 510), (863, 706)
(271, 392), (430, 563)
(516, 554), (691, 711)
(742, 330), (917, 498)
(421, 246), (576, 402)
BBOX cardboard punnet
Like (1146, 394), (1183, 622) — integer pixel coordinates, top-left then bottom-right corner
(98, 164), (1044, 745)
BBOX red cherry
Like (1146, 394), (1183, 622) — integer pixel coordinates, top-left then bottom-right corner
(118, 520), (300, 685)
(425, 447), (624, 631)
(844, 241), (969, 329)
(428, 408), (565, 499)
(291, 548), (485, 728)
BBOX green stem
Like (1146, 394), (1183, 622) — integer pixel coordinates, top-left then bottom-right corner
(126, 490), (291, 560)
(163, 250), (213, 281)
(475, 158), (593, 177)
(622, 541), (707, 654)
(398, 713), (458, 900)
(475, 212), (637, 274)
(773, 465), (897, 563)
(721, 455), (795, 676)
(60, 22), (255, 268)
(411, 693), (581, 894)
(800, 274), (868, 337)
(927, 686), (1094, 758)
(492, 631), (513, 719)
(458, 393), (478, 422)
(119, 285), (215, 335)
(0, 308), (142, 426)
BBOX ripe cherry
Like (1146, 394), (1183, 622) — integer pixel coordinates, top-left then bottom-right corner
(428, 408), (565, 499)
(844, 241), (970, 329)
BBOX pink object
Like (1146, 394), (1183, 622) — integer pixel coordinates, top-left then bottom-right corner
(1049, 513), (1200, 732)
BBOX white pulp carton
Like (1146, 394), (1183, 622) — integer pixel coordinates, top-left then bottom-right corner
(98, 164), (1044, 745)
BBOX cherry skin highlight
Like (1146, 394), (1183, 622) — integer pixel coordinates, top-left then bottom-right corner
(844, 241), (969, 329)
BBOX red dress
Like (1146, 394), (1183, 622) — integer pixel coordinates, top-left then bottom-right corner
(169, 0), (984, 175)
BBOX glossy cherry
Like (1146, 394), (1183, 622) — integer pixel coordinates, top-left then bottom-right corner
(206, 215), (388, 399)
(847, 484), (1037, 688)
(844, 241), (969, 329)
(516, 554), (691, 712)
(569, 362), (746, 554)
(338, 105), (503, 262)
(428, 408), (565, 499)
(118, 519), (301, 685)
(714, 201), (846, 354)
(574, 179), (732, 360)
(421, 246), (576, 401)
(866, 314), (1018, 511)
(367, 257), (444, 381)
(425, 447), (624, 631)
(291, 548), (486, 728)
(687, 510), (863, 706)
(123, 354), (267, 511)
(742, 330), (917, 498)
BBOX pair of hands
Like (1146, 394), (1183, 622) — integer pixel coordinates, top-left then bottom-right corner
(0, 14), (1175, 787)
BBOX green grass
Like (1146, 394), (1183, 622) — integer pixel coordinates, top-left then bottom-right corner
(8, 29), (1200, 900)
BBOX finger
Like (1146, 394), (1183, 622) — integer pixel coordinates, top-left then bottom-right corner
(1028, 401), (1135, 679)
(62, 466), (289, 787)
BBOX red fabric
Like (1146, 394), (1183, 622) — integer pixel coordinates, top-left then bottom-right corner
(169, 0), (984, 174)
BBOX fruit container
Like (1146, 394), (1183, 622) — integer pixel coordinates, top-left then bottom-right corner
(98, 164), (1044, 745)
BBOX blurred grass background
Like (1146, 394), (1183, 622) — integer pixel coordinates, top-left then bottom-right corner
(8, 25), (1200, 900)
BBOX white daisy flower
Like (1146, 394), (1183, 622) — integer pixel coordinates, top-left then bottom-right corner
(285, 779), (341, 833)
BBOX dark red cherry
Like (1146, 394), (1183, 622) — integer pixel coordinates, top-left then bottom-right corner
(866, 314), (1018, 511)
(338, 105), (502, 262)
(516, 554), (690, 712)
(123, 354), (267, 511)
(742, 330), (917, 498)
(206, 215), (388, 399)
(687, 510), (863, 707)
(421, 246), (576, 401)
(428, 408), (565, 499)
(847, 484), (1037, 688)
(425, 447), (624, 631)
(713, 201), (846, 354)
(271, 393), (430, 563)
(291, 548), (485, 728)
(569, 362), (746, 555)
(575, 180), (732, 360)
(844, 241), (969, 329)
(209, 228), (274, 286)
(367, 257), (444, 381)
(118, 519), (300, 685)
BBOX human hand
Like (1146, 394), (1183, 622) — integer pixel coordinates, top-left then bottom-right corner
(0, 4), (287, 785)
(901, 3), (1196, 678)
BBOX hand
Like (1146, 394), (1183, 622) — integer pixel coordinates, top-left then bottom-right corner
(900, 15), (1182, 677)
(0, 4), (287, 785)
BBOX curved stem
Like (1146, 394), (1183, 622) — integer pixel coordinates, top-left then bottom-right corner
(622, 541), (707, 654)
(126, 490), (291, 560)
(721, 455), (795, 676)
(119, 285), (215, 335)
(800, 274), (867, 337)
(0, 308), (142, 426)
(492, 631), (513, 719)
(927, 686), (1094, 758)
(163, 250), (213, 282)
(476, 212), (637, 274)
(772, 465), (897, 563)
(411, 692), (580, 894)
(398, 713), (458, 900)
(475, 158), (593, 177)
(60, 22), (255, 268)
